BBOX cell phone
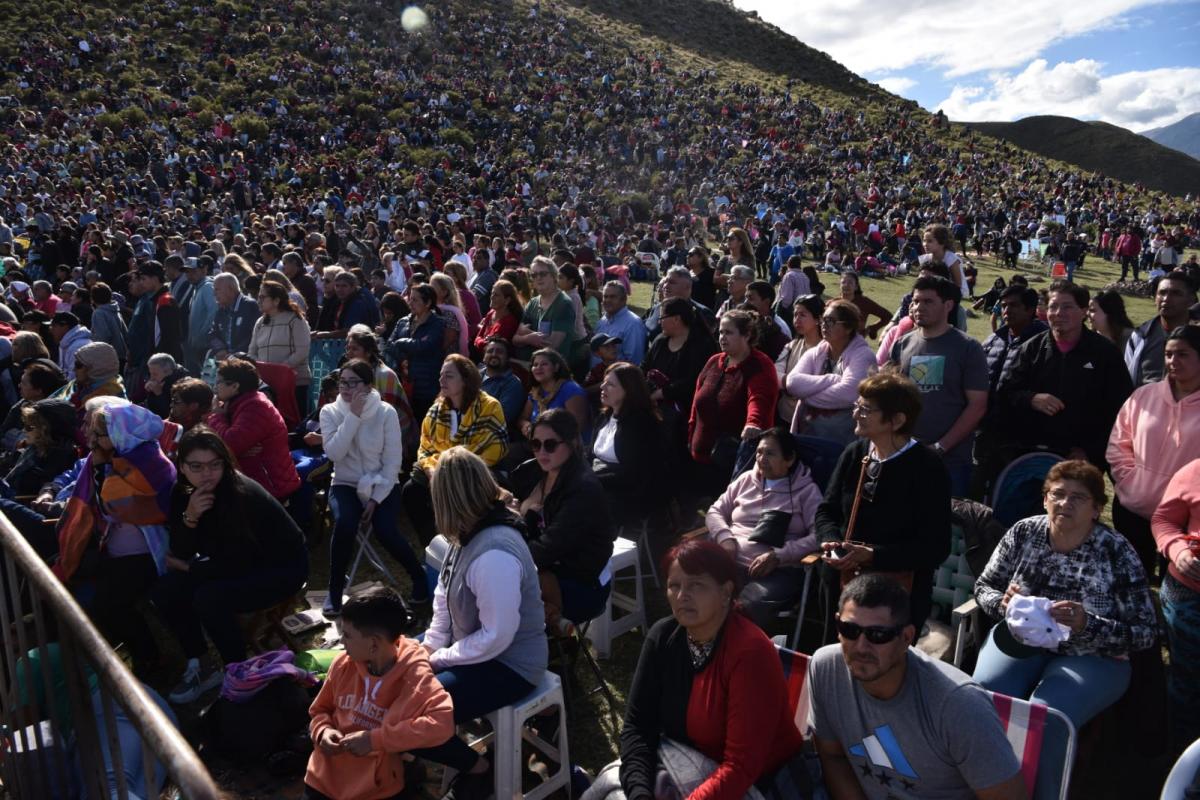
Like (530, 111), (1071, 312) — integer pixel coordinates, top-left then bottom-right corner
(827, 544), (849, 560)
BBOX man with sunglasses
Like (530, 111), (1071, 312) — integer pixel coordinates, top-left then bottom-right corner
(811, 575), (1025, 800)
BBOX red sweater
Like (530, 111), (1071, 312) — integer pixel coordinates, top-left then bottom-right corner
(206, 390), (300, 499)
(619, 613), (804, 800)
(688, 350), (779, 463)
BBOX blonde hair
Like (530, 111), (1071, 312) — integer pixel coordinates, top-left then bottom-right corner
(429, 273), (462, 310)
(430, 447), (511, 543)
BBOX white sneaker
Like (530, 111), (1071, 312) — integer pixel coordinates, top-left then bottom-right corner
(168, 660), (223, 704)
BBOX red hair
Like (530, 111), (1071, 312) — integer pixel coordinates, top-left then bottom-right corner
(662, 539), (742, 596)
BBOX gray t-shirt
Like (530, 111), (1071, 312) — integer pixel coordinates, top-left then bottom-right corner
(890, 328), (989, 466)
(809, 644), (1020, 800)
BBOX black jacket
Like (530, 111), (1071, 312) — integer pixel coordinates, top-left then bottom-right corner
(815, 439), (952, 629)
(641, 328), (717, 414)
(168, 473), (308, 580)
(592, 408), (663, 502)
(998, 328), (1132, 467)
(512, 456), (615, 584)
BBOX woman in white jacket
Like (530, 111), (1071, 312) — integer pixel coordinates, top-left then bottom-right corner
(319, 359), (427, 616)
(785, 299), (876, 446)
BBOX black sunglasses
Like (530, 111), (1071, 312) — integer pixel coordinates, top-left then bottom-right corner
(529, 437), (563, 454)
(836, 619), (905, 645)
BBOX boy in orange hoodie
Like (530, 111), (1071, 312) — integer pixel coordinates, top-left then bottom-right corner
(304, 587), (454, 800)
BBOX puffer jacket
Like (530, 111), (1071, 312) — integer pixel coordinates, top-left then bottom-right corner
(206, 391), (300, 499)
(319, 390), (404, 504)
(89, 302), (128, 362)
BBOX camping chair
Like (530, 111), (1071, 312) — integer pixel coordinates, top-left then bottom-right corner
(254, 361), (300, 428)
(989, 690), (1076, 800)
(1160, 737), (1200, 799)
(990, 451), (1063, 529)
(344, 523), (405, 596)
(775, 644), (811, 735)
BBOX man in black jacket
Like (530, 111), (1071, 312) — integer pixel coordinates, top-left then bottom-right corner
(998, 280), (1132, 469)
(1125, 270), (1196, 386)
(133, 260), (183, 363)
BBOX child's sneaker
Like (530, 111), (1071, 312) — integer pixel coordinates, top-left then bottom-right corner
(168, 658), (223, 704)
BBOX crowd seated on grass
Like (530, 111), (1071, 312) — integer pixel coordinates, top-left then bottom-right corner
(0, 0), (1199, 795)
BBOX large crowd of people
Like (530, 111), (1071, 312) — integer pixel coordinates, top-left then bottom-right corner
(1, 0), (1200, 797)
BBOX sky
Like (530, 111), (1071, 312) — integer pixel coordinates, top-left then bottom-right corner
(731, 0), (1200, 132)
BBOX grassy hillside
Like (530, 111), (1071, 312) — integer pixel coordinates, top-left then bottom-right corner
(962, 115), (1200, 198)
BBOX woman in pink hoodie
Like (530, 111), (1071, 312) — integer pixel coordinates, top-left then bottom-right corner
(1153, 457), (1200, 754)
(705, 427), (823, 629)
(1107, 326), (1200, 573)
(785, 299), (876, 446)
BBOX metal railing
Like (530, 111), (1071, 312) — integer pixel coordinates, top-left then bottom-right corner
(0, 511), (221, 799)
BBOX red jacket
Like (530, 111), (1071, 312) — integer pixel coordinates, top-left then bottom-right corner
(206, 391), (300, 499)
(688, 350), (779, 463)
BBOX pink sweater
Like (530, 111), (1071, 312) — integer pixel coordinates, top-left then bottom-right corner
(1106, 381), (1200, 519)
(1152, 459), (1200, 593)
(784, 335), (875, 428)
(705, 464), (823, 567)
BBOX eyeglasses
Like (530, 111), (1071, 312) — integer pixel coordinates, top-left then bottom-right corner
(338, 379), (364, 389)
(1046, 489), (1092, 507)
(820, 317), (844, 328)
(851, 402), (878, 418)
(862, 458), (882, 502)
(529, 437), (563, 454)
(836, 619), (905, 645)
(183, 460), (224, 474)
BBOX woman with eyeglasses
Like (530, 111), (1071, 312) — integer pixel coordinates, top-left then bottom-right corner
(512, 256), (578, 363)
(774, 295), (825, 426)
(972, 460), (1154, 799)
(584, 539), (804, 800)
(155, 427), (308, 703)
(814, 372), (951, 636)
(319, 359), (428, 617)
(205, 357), (300, 500)
(402, 354), (508, 547)
(785, 299), (875, 446)
(512, 408), (615, 634)
(386, 283), (446, 421)
(2, 399), (76, 497)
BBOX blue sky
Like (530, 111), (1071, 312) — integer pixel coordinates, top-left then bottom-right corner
(733, 0), (1200, 131)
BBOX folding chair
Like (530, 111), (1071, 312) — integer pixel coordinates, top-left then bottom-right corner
(989, 690), (1076, 800)
(1160, 736), (1200, 799)
(345, 524), (404, 594)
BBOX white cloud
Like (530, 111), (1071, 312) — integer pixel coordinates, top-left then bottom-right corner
(935, 59), (1200, 129)
(875, 76), (917, 96)
(733, 0), (1172, 77)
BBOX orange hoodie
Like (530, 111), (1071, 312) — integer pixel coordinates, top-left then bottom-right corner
(305, 638), (454, 800)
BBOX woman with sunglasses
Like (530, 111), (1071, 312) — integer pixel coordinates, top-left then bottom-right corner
(585, 539), (804, 800)
(319, 358), (428, 617)
(972, 460), (1154, 799)
(155, 427), (308, 703)
(785, 299), (874, 446)
(512, 408), (615, 634)
(814, 372), (951, 637)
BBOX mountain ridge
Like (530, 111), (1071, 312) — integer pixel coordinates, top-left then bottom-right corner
(1141, 112), (1200, 161)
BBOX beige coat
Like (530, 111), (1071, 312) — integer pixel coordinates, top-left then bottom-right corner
(247, 309), (312, 385)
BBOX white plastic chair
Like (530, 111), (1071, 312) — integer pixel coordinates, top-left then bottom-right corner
(1160, 737), (1200, 799)
(586, 537), (647, 659)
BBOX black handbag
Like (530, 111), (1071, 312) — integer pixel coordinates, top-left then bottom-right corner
(748, 509), (792, 548)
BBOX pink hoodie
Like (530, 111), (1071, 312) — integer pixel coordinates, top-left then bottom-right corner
(1152, 459), (1200, 593)
(784, 335), (875, 430)
(705, 462), (823, 567)
(1106, 380), (1200, 519)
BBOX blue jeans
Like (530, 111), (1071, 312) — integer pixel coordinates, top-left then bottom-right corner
(1161, 575), (1200, 753)
(411, 660), (535, 772)
(328, 483), (426, 606)
(973, 627), (1131, 799)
